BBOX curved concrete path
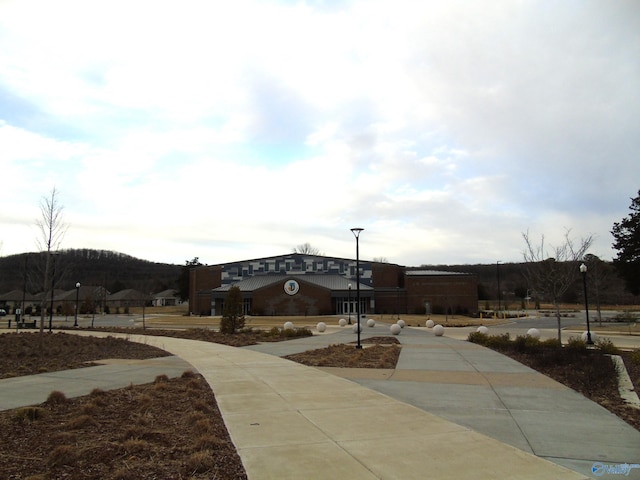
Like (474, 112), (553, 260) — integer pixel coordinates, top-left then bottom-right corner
(1, 327), (637, 478)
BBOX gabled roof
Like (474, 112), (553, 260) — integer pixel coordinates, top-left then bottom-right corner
(153, 289), (178, 298)
(107, 289), (150, 301)
(212, 274), (373, 293)
(0, 290), (39, 301)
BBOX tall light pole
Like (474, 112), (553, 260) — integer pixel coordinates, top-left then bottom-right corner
(74, 282), (81, 327)
(496, 260), (502, 313)
(347, 284), (352, 324)
(580, 263), (594, 344)
(351, 228), (364, 349)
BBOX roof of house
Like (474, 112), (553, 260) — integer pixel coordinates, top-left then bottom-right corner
(153, 289), (178, 298)
(107, 289), (150, 301)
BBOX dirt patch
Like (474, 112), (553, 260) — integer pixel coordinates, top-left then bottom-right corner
(0, 332), (172, 379)
(284, 337), (401, 369)
(0, 372), (246, 479)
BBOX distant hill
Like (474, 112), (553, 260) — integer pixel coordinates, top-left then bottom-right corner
(0, 249), (182, 295)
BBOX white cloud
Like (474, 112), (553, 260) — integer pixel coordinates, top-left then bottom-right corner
(0, 0), (638, 266)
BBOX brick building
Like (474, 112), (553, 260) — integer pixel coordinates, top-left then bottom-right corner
(189, 253), (478, 317)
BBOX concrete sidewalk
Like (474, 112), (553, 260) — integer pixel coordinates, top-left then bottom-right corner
(0, 327), (637, 479)
(244, 323), (640, 479)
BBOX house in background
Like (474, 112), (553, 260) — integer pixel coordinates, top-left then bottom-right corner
(152, 289), (180, 307)
(107, 289), (149, 309)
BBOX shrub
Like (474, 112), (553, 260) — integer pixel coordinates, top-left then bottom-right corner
(122, 439), (149, 453)
(541, 338), (561, 349)
(566, 337), (588, 352)
(467, 331), (488, 345)
(485, 333), (511, 350)
(194, 434), (226, 451)
(47, 445), (77, 467)
(46, 390), (68, 405)
(185, 451), (215, 474)
(596, 338), (620, 355)
(154, 374), (169, 383)
(15, 407), (47, 422)
(631, 350), (640, 365)
(66, 414), (98, 430)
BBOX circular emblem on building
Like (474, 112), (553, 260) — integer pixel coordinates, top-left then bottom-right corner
(284, 279), (300, 295)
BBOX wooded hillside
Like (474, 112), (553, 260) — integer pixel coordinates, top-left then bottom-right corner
(0, 249), (182, 295)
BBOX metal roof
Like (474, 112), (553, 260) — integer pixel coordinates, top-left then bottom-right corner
(212, 274), (373, 293)
(406, 270), (470, 276)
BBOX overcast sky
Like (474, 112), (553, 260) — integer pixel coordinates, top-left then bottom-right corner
(1, 0), (638, 267)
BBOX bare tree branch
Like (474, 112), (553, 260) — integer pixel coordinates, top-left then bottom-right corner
(522, 229), (594, 342)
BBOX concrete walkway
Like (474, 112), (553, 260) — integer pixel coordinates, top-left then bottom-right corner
(1, 327), (638, 479)
(244, 323), (640, 479)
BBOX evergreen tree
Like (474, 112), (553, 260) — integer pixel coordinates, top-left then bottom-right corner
(612, 190), (640, 295)
(220, 285), (245, 334)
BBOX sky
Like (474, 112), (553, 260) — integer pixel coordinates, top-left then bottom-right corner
(1, 0), (638, 267)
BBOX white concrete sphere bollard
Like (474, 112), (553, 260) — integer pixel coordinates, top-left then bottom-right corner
(426, 319), (435, 328)
(526, 328), (540, 339)
(433, 324), (445, 336)
(581, 331), (598, 343)
(367, 318), (376, 327)
(316, 322), (327, 333)
(397, 319), (406, 328)
(352, 323), (362, 333)
(283, 321), (294, 331)
(477, 326), (489, 335)
(390, 323), (402, 335)
(339, 318), (347, 327)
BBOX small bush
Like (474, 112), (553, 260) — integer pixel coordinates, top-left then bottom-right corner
(46, 390), (68, 405)
(194, 434), (226, 451)
(154, 374), (169, 383)
(566, 337), (588, 352)
(485, 333), (511, 350)
(541, 338), (561, 349)
(181, 370), (197, 378)
(630, 350), (640, 365)
(467, 331), (489, 345)
(122, 439), (149, 453)
(66, 414), (98, 430)
(47, 445), (77, 467)
(15, 407), (47, 422)
(595, 338), (620, 355)
(185, 451), (215, 474)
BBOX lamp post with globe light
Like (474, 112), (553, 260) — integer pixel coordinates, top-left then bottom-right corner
(580, 263), (594, 344)
(74, 282), (81, 327)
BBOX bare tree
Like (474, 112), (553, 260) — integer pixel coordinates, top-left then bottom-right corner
(522, 229), (593, 343)
(373, 256), (389, 263)
(36, 187), (68, 333)
(292, 242), (323, 255)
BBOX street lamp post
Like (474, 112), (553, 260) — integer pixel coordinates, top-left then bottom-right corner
(496, 260), (502, 313)
(347, 284), (352, 324)
(580, 263), (594, 345)
(74, 282), (81, 327)
(351, 228), (364, 349)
